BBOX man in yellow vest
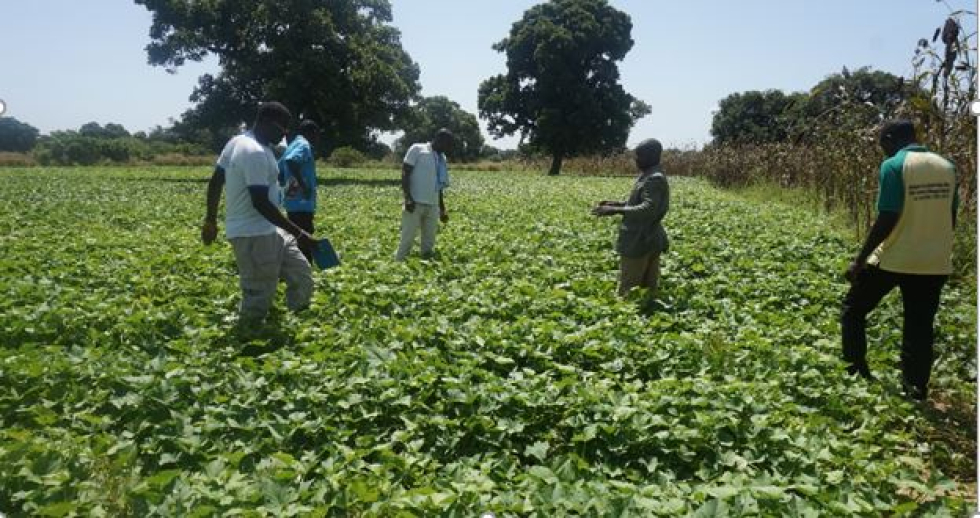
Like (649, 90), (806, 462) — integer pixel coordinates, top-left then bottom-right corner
(842, 119), (958, 402)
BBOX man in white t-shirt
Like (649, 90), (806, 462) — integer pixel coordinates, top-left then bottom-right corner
(395, 129), (454, 261)
(201, 102), (316, 321)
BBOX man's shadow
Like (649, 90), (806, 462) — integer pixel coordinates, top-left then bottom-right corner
(635, 281), (688, 316)
(212, 310), (297, 357)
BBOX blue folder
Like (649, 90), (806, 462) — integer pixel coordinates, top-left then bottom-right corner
(312, 237), (341, 269)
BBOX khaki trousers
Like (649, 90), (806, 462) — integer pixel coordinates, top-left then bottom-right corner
(394, 204), (439, 261)
(229, 228), (313, 320)
(619, 252), (661, 297)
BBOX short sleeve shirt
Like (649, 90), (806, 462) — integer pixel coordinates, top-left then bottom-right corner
(877, 147), (913, 213)
(403, 143), (442, 205)
(278, 136), (317, 213)
(217, 132), (280, 238)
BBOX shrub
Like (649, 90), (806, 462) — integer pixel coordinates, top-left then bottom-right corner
(148, 153), (214, 167)
(30, 133), (212, 166)
(328, 146), (367, 168)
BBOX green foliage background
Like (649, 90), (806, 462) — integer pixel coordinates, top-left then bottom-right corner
(396, 97), (485, 163)
(134, 0), (421, 152)
(0, 167), (975, 515)
(0, 118), (40, 153)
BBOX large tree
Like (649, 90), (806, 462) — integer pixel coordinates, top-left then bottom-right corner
(710, 68), (910, 146)
(478, 0), (650, 175)
(135, 0), (421, 152)
(396, 96), (484, 162)
(710, 90), (806, 145)
(0, 118), (40, 152)
(803, 67), (906, 128)
(79, 122), (131, 139)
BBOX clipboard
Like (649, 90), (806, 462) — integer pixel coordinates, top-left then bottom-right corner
(313, 237), (341, 269)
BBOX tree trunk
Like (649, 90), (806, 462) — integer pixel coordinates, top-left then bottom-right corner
(548, 152), (563, 176)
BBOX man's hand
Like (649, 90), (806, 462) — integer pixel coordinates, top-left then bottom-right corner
(591, 205), (619, 217)
(404, 200), (416, 213)
(440, 209), (449, 223)
(296, 230), (316, 252)
(845, 261), (865, 284)
(201, 219), (218, 245)
(599, 200), (626, 207)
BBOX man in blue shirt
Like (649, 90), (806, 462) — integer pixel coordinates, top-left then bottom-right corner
(278, 120), (321, 263)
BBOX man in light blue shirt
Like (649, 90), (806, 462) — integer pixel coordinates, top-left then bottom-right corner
(395, 129), (453, 261)
(278, 120), (321, 262)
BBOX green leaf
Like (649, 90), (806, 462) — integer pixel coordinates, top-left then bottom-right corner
(144, 469), (181, 489)
(524, 441), (550, 461)
(35, 501), (77, 517)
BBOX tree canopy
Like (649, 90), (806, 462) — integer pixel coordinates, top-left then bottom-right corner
(396, 96), (484, 162)
(79, 122), (131, 140)
(134, 0), (421, 152)
(0, 118), (40, 152)
(710, 68), (908, 146)
(805, 67), (906, 128)
(477, 0), (650, 175)
(710, 90), (805, 146)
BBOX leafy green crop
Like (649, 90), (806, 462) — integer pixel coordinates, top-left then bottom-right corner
(0, 167), (975, 516)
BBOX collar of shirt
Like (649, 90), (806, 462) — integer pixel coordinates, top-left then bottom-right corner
(638, 165), (662, 178)
(244, 130), (274, 151)
(428, 143), (442, 160)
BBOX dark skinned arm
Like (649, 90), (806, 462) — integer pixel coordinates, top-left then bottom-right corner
(201, 166), (225, 245)
(439, 190), (448, 222)
(953, 187), (959, 229)
(248, 186), (316, 250)
(401, 163), (415, 212)
(846, 211), (899, 282)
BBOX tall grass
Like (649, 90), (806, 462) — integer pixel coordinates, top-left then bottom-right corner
(0, 152), (36, 167)
(676, 7), (977, 283)
(687, 127), (976, 283)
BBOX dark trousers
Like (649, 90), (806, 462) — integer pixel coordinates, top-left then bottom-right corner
(841, 266), (947, 389)
(287, 211), (315, 264)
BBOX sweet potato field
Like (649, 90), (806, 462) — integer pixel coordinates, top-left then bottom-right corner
(0, 167), (975, 516)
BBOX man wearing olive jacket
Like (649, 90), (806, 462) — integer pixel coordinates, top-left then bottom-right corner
(592, 138), (670, 297)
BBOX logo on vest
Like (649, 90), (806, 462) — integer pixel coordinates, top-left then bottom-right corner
(908, 183), (952, 202)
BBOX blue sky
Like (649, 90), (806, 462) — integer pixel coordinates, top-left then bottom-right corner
(1, 1), (974, 149)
